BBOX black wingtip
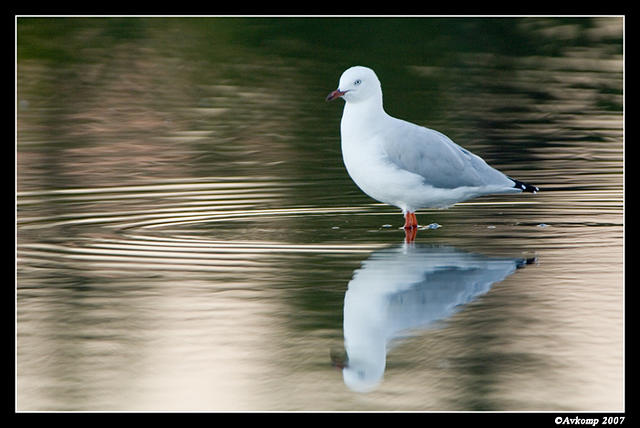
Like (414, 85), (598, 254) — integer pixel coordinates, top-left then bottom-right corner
(512, 178), (539, 193)
(516, 256), (538, 269)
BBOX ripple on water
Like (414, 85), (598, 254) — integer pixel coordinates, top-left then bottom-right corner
(16, 177), (391, 279)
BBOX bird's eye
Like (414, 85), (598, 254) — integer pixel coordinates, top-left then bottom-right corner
(354, 79), (362, 86)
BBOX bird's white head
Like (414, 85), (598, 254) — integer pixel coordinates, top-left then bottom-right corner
(326, 66), (382, 104)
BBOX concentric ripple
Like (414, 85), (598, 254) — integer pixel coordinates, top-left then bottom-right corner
(17, 177), (386, 276)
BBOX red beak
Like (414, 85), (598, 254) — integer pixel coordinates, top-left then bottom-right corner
(330, 347), (348, 370)
(332, 360), (348, 370)
(326, 89), (347, 101)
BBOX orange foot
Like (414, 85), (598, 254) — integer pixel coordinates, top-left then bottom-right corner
(404, 227), (417, 243)
(403, 212), (418, 243)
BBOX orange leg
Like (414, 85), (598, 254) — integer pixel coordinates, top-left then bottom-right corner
(403, 212), (418, 229)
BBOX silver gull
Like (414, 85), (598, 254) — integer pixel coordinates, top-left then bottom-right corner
(326, 66), (539, 231)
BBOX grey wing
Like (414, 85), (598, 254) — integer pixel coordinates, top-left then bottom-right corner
(382, 119), (513, 189)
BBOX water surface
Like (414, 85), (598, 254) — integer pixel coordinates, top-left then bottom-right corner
(17, 17), (623, 411)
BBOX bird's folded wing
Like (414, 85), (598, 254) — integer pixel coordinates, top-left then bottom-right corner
(381, 119), (513, 190)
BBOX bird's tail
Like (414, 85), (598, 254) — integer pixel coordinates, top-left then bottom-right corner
(512, 178), (539, 193)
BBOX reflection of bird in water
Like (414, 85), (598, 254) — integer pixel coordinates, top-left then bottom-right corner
(326, 66), (538, 234)
(332, 244), (535, 393)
